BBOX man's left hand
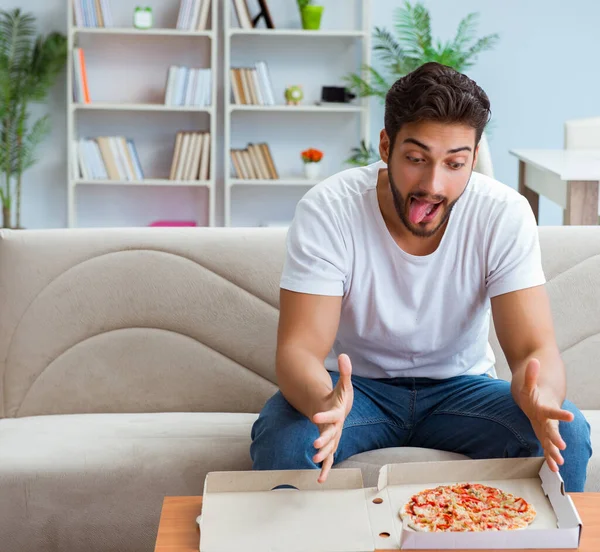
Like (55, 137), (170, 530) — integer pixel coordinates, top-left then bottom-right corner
(515, 358), (574, 472)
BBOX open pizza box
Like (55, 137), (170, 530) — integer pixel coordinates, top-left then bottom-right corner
(197, 457), (582, 551)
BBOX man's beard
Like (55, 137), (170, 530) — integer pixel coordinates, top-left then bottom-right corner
(388, 167), (466, 238)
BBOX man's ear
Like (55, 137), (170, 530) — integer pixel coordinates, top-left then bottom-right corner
(379, 129), (390, 163)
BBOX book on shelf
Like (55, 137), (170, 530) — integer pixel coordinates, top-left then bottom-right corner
(176, 0), (211, 31)
(230, 143), (278, 180)
(75, 136), (144, 181)
(169, 131), (211, 181)
(165, 67), (212, 107)
(230, 62), (275, 105)
(72, 47), (91, 104)
(73, 0), (113, 28)
(231, 0), (275, 29)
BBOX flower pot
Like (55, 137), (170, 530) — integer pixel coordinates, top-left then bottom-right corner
(304, 162), (321, 180)
(300, 5), (324, 30)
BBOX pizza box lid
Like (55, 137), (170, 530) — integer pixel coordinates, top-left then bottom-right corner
(197, 457), (582, 551)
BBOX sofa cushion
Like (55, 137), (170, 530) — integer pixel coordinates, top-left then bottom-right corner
(0, 412), (258, 552)
(337, 448), (470, 487)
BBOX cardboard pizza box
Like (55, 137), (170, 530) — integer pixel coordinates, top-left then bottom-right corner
(197, 457), (582, 551)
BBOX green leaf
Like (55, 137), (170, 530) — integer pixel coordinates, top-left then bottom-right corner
(372, 27), (404, 71)
(456, 34), (500, 70)
(451, 12), (478, 53)
(27, 32), (67, 102)
(394, 1), (432, 60)
(345, 140), (380, 167)
(343, 63), (390, 101)
(20, 114), (51, 171)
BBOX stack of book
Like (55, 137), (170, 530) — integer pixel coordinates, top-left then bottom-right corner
(72, 47), (91, 104)
(169, 131), (211, 181)
(72, 0), (113, 27)
(230, 62), (275, 105)
(76, 136), (144, 181)
(176, 0), (211, 30)
(165, 67), (212, 107)
(230, 143), (278, 180)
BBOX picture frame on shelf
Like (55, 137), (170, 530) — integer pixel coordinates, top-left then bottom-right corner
(253, 0), (275, 29)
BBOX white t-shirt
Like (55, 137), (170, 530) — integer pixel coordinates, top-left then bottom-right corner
(280, 160), (546, 379)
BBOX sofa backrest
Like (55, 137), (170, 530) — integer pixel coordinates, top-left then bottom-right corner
(0, 228), (284, 418)
(1, 225), (599, 418)
(490, 226), (600, 409)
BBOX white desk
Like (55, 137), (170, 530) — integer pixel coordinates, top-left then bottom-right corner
(510, 149), (600, 225)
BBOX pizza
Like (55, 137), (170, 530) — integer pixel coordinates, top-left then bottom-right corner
(399, 482), (536, 532)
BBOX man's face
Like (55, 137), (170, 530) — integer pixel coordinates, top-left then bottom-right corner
(379, 121), (479, 238)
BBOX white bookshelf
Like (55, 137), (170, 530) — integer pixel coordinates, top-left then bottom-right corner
(75, 179), (211, 187)
(66, 0), (217, 228)
(73, 28), (213, 37)
(229, 105), (363, 113)
(228, 29), (368, 38)
(72, 103), (214, 113)
(223, 0), (372, 227)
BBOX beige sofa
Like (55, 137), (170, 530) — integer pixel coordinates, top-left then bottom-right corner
(0, 225), (598, 552)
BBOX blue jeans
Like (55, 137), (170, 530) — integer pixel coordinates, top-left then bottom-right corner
(250, 372), (592, 492)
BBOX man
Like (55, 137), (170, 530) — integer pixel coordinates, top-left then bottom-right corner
(249, 62), (592, 492)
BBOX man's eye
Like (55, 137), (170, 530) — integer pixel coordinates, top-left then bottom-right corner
(448, 162), (465, 170)
(407, 156), (423, 163)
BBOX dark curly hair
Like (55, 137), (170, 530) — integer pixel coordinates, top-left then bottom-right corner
(384, 62), (491, 150)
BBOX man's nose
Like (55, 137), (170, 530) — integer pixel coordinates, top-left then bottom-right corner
(419, 166), (445, 199)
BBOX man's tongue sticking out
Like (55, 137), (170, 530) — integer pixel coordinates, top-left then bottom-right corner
(409, 197), (435, 224)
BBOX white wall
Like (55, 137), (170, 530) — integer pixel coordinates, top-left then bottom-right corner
(8, 0), (600, 228)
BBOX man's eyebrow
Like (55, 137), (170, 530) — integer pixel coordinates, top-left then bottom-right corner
(403, 138), (430, 151)
(402, 138), (472, 154)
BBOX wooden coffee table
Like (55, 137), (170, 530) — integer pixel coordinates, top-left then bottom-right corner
(154, 493), (600, 551)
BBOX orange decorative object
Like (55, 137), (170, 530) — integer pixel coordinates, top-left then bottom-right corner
(301, 148), (323, 163)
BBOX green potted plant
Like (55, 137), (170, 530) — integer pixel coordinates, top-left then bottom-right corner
(343, 1), (499, 167)
(297, 0), (324, 31)
(0, 8), (67, 228)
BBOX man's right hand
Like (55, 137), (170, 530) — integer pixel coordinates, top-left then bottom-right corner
(311, 354), (354, 483)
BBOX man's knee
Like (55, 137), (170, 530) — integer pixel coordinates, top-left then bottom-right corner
(250, 392), (320, 471)
(560, 401), (593, 460)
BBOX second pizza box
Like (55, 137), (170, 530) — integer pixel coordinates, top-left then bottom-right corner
(198, 457), (582, 551)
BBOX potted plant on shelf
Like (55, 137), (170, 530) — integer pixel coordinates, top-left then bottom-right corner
(302, 148), (323, 179)
(297, 0), (324, 31)
(0, 8), (67, 228)
(343, 1), (499, 171)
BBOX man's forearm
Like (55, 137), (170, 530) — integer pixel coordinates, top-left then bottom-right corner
(510, 345), (567, 408)
(276, 346), (334, 420)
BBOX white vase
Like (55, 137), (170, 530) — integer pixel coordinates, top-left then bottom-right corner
(304, 162), (321, 180)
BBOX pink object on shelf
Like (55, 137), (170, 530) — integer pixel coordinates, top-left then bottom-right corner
(149, 220), (197, 227)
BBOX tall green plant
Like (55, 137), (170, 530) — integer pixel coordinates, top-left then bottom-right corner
(344, 1), (499, 166)
(0, 9), (66, 228)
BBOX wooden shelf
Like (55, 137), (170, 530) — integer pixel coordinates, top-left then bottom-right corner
(229, 104), (364, 113)
(228, 29), (366, 38)
(72, 27), (213, 38)
(72, 103), (213, 113)
(229, 178), (319, 187)
(74, 179), (212, 187)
